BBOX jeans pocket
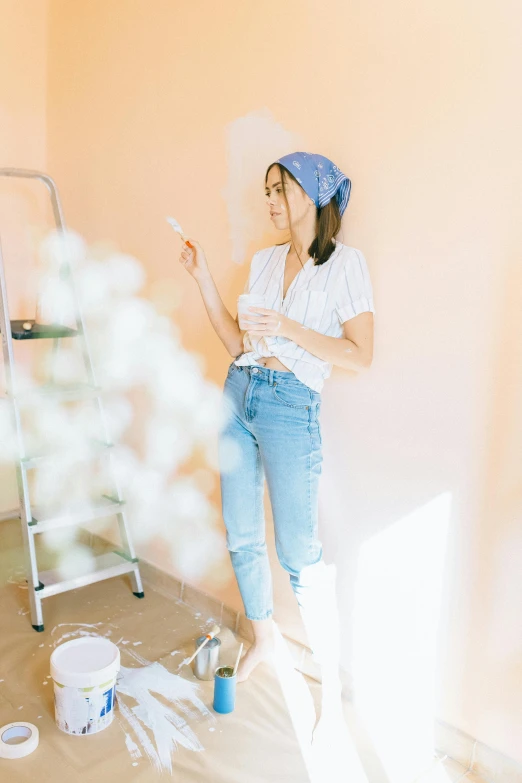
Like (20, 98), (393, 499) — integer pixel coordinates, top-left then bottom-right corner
(272, 382), (312, 408)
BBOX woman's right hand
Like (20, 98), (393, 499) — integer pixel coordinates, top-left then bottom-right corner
(178, 238), (210, 281)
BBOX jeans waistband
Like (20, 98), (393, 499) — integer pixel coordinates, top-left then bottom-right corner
(240, 363), (313, 390)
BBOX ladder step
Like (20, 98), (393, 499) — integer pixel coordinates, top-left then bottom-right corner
(29, 496), (124, 533)
(21, 440), (114, 470)
(37, 552), (139, 599)
(8, 320), (79, 341)
(12, 383), (101, 403)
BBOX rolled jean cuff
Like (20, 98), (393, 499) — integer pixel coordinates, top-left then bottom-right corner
(245, 610), (273, 621)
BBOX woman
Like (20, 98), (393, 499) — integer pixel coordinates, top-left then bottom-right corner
(178, 151), (375, 692)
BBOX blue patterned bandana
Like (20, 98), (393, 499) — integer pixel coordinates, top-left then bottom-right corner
(276, 151), (351, 216)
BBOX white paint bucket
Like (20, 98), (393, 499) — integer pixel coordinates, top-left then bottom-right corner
(50, 638), (120, 736)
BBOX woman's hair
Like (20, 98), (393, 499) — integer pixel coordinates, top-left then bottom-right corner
(265, 163), (342, 266)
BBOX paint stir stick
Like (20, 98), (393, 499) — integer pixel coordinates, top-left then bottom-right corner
(232, 643), (244, 677)
(178, 624), (221, 670)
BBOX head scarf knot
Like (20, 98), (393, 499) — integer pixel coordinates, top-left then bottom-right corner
(276, 151), (351, 216)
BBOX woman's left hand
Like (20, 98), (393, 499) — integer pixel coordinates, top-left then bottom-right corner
(241, 307), (295, 339)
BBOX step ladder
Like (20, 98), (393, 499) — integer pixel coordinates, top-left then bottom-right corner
(0, 168), (144, 631)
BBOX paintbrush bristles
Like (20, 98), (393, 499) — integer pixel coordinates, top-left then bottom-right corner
(166, 216), (187, 241)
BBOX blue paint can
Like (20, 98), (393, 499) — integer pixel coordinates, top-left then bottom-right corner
(213, 666), (237, 714)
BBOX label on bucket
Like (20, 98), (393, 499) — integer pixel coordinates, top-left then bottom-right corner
(54, 683), (116, 735)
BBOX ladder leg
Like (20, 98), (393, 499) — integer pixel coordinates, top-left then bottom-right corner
(116, 510), (144, 598)
(16, 466), (44, 630)
(107, 448), (144, 598)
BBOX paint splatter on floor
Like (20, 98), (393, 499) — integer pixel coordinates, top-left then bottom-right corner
(124, 731), (142, 761)
(117, 658), (213, 773)
(49, 622), (213, 773)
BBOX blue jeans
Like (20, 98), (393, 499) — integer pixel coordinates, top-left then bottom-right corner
(219, 361), (324, 621)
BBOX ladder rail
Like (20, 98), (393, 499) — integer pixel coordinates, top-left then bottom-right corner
(0, 168), (65, 229)
(0, 168), (115, 482)
(0, 238), (42, 623)
(0, 168), (144, 629)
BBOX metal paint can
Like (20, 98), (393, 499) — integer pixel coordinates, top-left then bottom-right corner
(193, 635), (221, 681)
(213, 666), (237, 714)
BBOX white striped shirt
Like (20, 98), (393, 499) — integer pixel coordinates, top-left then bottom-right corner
(234, 239), (375, 392)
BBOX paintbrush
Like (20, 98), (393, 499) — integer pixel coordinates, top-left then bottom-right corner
(232, 643), (244, 677)
(179, 624), (221, 669)
(166, 216), (192, 246)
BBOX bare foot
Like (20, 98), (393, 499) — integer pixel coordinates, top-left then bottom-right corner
(236, 642), (274, 682)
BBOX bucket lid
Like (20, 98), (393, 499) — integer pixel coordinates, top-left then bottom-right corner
(50, 638), (120, 688)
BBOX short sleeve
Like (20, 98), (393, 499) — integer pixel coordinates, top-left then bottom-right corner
(241, 249), (263, 296)
(335, 248), (375, 323)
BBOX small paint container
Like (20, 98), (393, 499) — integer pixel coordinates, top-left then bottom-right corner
(213, 666), (236, 714)
(193, 635), (221, 681)
(50, 638), (120, 735)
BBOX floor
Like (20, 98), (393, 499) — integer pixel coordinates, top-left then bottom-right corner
(0, 518), (488, 783)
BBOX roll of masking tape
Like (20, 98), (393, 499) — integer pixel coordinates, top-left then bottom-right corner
(0, 722), (39, 759)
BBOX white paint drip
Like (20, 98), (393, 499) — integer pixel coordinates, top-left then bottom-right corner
(124, 648), (150, 667)
(117, 660), (212, 773)
(124, 730), (142, 761)
(52, 629), (112, 647)
(132, 641), (142, 646)
(52, 622), (105, 632)
(118, 696), (161, 769)
(176, 656), (193, 671)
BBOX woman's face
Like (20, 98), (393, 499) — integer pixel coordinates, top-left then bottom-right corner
(265, 165), (312, 231)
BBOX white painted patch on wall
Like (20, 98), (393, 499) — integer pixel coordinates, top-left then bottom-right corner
(222, 108), (303, 265)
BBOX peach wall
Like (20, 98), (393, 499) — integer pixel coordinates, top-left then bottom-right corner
(0, 0), (517, 764)
(0, 0), (49, 513)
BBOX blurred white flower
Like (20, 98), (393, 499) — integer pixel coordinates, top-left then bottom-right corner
(57, 545), (96, 581)
(37, 277), (76, 325)
(40, 229), (87, 273)
(206, 434), (241, 475)
(42, 527), (77, 553)
(6, 231), (230, 582)
(105, 253), (146, 296)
